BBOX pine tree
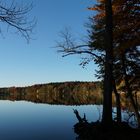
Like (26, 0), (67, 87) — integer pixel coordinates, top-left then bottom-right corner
(89, 0), (140, 125)
(57, 0), (140, 126)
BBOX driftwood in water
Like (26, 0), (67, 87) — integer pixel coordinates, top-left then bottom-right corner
(73, 109), (87, 123)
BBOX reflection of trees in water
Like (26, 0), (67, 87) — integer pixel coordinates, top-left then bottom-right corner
(0, 82), (102, 105)
(0, 91), (101, 105)
(0, 82), (139, 107)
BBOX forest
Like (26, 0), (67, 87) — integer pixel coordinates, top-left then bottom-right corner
(0, 81), (102, 104)
(0, 81), (139, 108)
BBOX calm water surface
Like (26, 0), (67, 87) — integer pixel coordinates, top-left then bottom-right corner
(0, 100), (102, 140)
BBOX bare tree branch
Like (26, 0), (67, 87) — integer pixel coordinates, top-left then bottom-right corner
(0, 1), (35, 42)
(57, 28), (104, 65)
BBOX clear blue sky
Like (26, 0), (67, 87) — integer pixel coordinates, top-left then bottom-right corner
(0, 0), (98, 87)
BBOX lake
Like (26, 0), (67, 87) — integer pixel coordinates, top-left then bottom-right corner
(0, 100), (102, 140)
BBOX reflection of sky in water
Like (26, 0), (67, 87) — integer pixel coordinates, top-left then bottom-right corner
(112, 107), (138, 128)
(0, 100), (101, 140)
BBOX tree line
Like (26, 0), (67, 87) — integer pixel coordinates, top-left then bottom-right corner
(0, 81), (102, 105)
(0, 81), (139, 109)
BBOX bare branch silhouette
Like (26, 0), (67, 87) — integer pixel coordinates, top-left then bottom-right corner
(57, 28), (104, 66)
(0, 1), (36, 42)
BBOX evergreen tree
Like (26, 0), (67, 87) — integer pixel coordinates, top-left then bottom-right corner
(57, 0), (140, 126)
(89, 0), (140, 125)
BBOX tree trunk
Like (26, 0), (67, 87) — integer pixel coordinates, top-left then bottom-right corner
(102, 0), (113, 128)
(113, 78), (122, 123)
(122, 56), (140, 127)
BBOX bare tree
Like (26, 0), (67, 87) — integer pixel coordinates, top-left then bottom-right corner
(57, 28), (104, 66)
(0, 0), (35, 42)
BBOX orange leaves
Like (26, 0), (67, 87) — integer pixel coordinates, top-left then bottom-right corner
(88, 6), (104, 12)
(89, 0), (140, 57)
(88, 7), (96, 11)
